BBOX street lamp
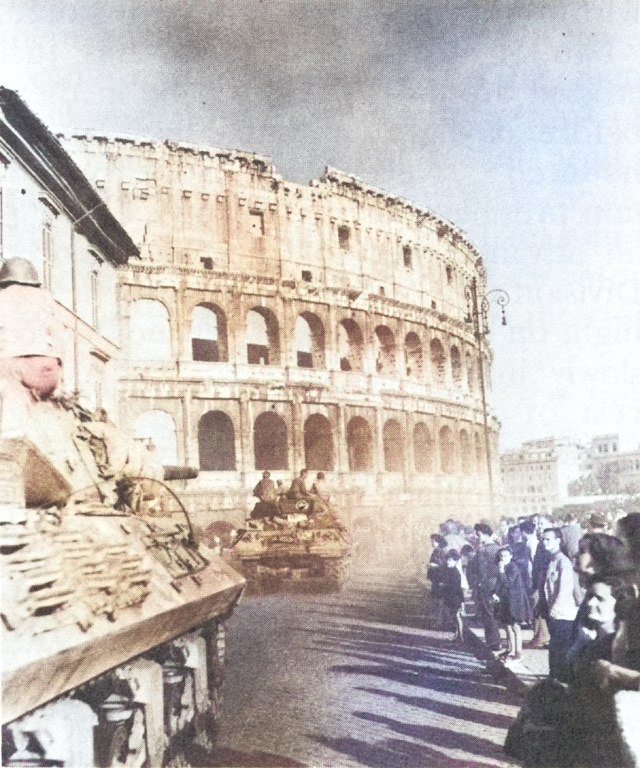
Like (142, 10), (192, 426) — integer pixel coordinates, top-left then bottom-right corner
(464, 276), (509, 512)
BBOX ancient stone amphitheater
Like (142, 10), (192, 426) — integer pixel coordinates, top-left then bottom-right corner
(63, 135), (499, 561)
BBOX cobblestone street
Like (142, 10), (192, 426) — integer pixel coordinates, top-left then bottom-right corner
(209, 569), (522, 767)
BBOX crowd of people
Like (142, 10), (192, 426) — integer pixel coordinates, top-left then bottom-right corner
(426, 509), (640, 766)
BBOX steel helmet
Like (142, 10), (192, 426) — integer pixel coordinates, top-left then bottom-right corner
(0, 258), (41, 287)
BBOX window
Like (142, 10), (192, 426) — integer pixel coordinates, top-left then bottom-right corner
(347, 417), (373, 471)
(339, 319), (364, 371)
(414, 424), (433, 473)
(191, 305), (220, 362)
(198, 411), (236, 470)
(91, 270), (99, 329)
(383, 420), (404, 472)
(374, 326), (396, 375)
(254, 412), (288, 470)
(304, 414), (334, 471)
(42, 222), (53, 290)
(439, 426), (455, 474)
(403, 245), (412, 268)
(446, 265), (453, 284)
(301, 270), (312, 282)
(200, 257), (214, 270)
(249, 210), (265, 236)
(338, 225), (350, 250)
(247, 308), (280, 366)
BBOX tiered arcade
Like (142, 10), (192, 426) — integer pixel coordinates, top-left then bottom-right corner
(63, 135), (500, 556)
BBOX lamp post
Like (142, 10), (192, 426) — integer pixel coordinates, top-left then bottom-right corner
(464, 277), (509, 512)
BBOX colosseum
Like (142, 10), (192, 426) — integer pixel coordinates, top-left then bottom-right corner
(62, 135), (500, 561)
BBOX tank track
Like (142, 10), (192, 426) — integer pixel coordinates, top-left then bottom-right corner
(2, 620), (226, 768)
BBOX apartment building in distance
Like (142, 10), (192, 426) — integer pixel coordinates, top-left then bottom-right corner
(500, 437), (583, 519)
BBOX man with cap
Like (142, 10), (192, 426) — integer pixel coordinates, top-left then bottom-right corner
(0, 257), (64, 397)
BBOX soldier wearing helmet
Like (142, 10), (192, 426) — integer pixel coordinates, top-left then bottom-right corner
(0, 257), (64, 396)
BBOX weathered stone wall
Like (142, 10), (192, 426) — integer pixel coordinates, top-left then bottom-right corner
(62, 135), (500, 551)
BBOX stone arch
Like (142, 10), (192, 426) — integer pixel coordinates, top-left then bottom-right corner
(295, 312), (325, 368)
(404, 332), (423, 379)
(451, 345), (462, 386)
(439, 425), (455, 474)
(347, 416), (373, 471)
(466, 349), (475, 393)
(475, 431), (484, 473)
(303, 414), (334, 471)
(198, 411), (236, 471)
(338, 318), (364, 371)
(129, 299), (171, 360)
(383, 419), (404, 472)
(430, 338), (446, 385)
(254, 411), (288, 470)
(134, 409), (177, 465)
(247, 307), (280, 365)
(413, 423), (434, 473)
(190, 303), (228, 362)
(374, 325), (396, 375)
(460, 428), (472, 474)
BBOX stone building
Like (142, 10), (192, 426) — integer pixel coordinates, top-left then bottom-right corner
(0, 90), (137, 416)
(62, 134), (500, 551)
(500, 437), (582, 519)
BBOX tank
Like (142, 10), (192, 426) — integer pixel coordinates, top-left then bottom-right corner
(0, 382), (245, 767)
(227, 497), (351, 591)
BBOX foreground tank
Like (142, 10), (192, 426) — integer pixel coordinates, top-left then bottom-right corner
(228, 498), (351, 591)
(0, 385), (245, 767)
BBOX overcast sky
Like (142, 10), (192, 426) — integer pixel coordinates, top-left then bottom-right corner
(2, 0), (639, 451)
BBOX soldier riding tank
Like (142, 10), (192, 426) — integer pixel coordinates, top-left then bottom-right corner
(228, 471), (351, 591)
(0, 258), (245, 768)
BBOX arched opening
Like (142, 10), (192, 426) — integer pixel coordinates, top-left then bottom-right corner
(439, 425), (455, 474)
(347, 416), (373, 471)
(404, 332), (423, 379)
(304, 414), (334, 471)
(129, 299), (171, 360)
(247, 308), (280, 365)
(254, 412), (288, 470)
(413, 423), (433, 473)
(338, 319), (364, 371)
(198, 411), (236, 470)
(374, 325), (396, 375)
(191, 304), (228, 362)
(475, 432), (484, 474)
(466, 350), (475, 393)
(383, 419), (404, 472)
(460, 429), (472, 474)
(134, 410), (177, 466)
(430, 338), (446, 385)
(451, 345), (462, 386)
(295, 312), (325, 369)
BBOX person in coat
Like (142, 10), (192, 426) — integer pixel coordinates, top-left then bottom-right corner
(467, 523), (502, 651)
(493, 547), (531, 660)
(440, 549), (465, 642)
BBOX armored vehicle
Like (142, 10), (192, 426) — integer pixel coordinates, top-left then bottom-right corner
(0, 381), (245, 767)
(228, 498), (351, 591)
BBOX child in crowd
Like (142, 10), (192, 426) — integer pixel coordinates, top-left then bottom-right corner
(440, 549), (465, 643)
(493, 546), (530, 660)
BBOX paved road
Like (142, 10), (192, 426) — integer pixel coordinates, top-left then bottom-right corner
(207, 569), (522, 767)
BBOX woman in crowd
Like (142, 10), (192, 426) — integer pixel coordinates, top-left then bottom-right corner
(493, 546), (530, 660)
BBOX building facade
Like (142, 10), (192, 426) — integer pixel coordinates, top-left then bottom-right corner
(500, 437), (583, 519)
(0, 90), (138, 416)
(62, 134), (500, 545)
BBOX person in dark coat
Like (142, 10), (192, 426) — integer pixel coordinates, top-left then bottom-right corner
(467, 523), (502, 651)
(493, 546), (531, 660)
(426, 534), (448, 627)
(440, 549), (465, 642)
